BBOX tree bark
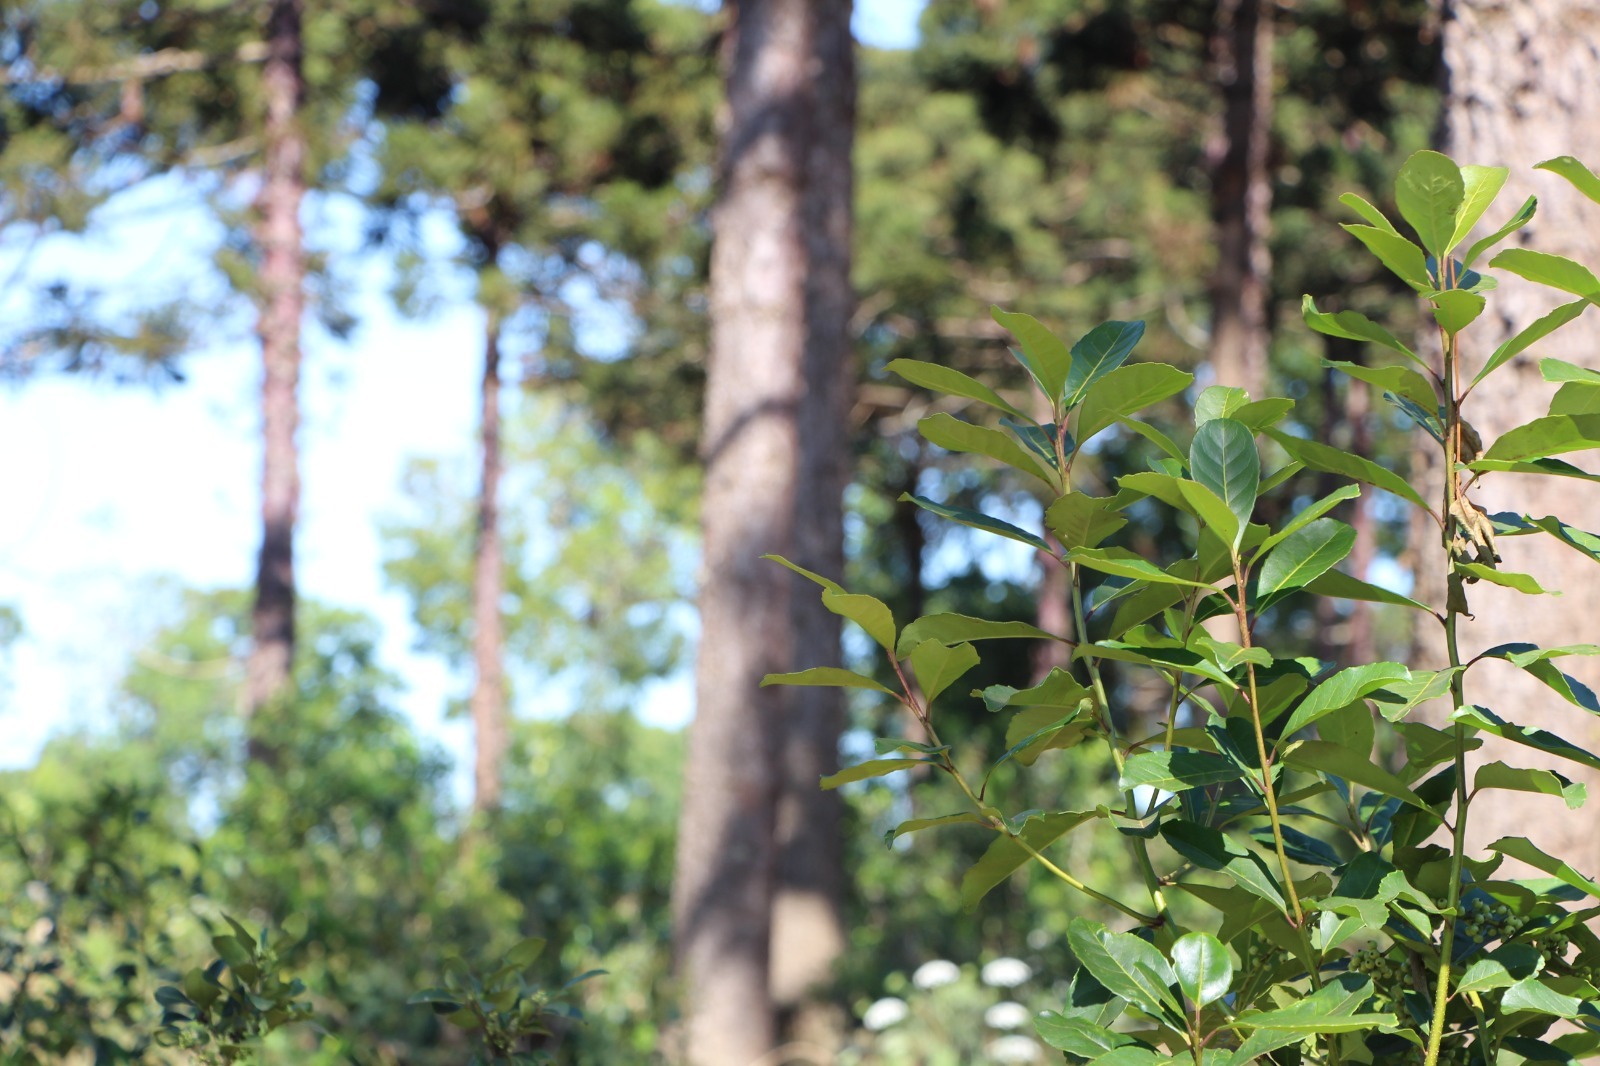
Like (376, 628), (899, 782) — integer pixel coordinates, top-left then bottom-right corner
(672, 0), (824, 1059)
(471, 304), (508, 814)
(245, 0), (305, 743)
(1417, 0), (1600, 871)
(1206, 0), (1273, 397)
(771, 0), (854, 1035)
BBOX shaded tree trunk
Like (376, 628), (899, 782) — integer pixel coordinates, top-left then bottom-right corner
(672, 0), (834, 1059)
(471, 304), (507, 814)
(771, 0), (854, 1037)
(1414, 0), (1600, 871)
(1206, 0), (1273, 396)
(245, 0), (305, 744)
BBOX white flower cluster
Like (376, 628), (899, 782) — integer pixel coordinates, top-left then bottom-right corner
(861, 996), (908, 1032)
(980, 956), (1032, 988)
(911, 958), (961, 989)
(986, 1034), (1042, 1062)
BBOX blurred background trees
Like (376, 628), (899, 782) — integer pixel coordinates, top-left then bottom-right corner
(5, 0), (1571, 1063)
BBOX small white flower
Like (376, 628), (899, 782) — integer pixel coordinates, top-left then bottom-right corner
(862, 996), (909, 1031)
(983, 1000), (1031, 1030)
(986, 1034), (1041, 1063)
(981, 956), (1033, 988)
(911, 959), (961, 989)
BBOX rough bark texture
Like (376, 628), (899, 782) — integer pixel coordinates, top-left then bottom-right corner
(1418, 0), (1600, 870)
(672, 0), (842, 1059)
(1205, 0), (1273, 397)
(245, 0), (305, 739)
(471, 306), (508, 814)
(770, 0), (854, 1032)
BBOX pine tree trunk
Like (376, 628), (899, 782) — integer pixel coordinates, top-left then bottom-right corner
(1416, 0), (1600, 870)
(672, 0), (817, 1058)
(245, 0), (305, 744)
(770, 0), (854, 1034)
(1206, 0), (1273, 396)
(471, 305), (507, 815)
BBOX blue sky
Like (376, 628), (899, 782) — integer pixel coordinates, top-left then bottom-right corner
(0, 1), (926, 780)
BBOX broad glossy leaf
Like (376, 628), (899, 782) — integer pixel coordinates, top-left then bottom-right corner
(1035, 1013), (1139, 1057)
(982, 667), (1093, 712)
(1118, 416), (1187, 461)
(1454, 563), (1553, 595)
(1476, 643), (1600, 712)
(1046, 492), (1128, 552)
(1120, 751), (1243, 792)
(1171, 932), (1232, 1008)
(820, 758), (927, 789)
(1279, 662), (1412, 738)
(1475, 762), (1586, 809)
(1266, 428), (1429, 510)
(1464, 194), (1536, 267)
(992, 306), (1071, 404)
(1487, 836), (1600, 897)
(1076, 363), (1194, 443)
(1323, 360), (1437, 409)
(896, 614), (1059, 657)
(1455, 957), (1519, 996)
(763, 553), (843, 593)
(1502, 977), (1586, 1017)
(1178, 480), (1243, 550)
(961, 811), (1098, 910)
(1473, 299), (1588, 384)
(1195, 385), (1250, 425)
(918, 413), (1054, 485)
(1257, 485), (1362, 555)
(1542, 356), (1600, 384)
(909, 640), (980, 704)
(1282, 740), (1427, 808)
(1301, 296), (1426, 367)
(1470, 456), (1600, 482)
(1320, 700), (1375, 761)
(1230, 973), (1394, 1033)
(886, 358), (1029, 420)
(1190, 418), (1258, 549)
(1492, 511), (1600, 565)
(1396, 150), (1465, 258)
(1067, 919), (1181, 1019)
(1550, 382), (1600, 415)
(823, 590), (896, 652)
(885, 812), (989, 844)
(1339, 191), (1401, 236)
(1228, 398), (1296, 432)
(1068, 547), (1218, 590)
(901, 493), (1049, 552)
(1305, 568), (1434, 613)
(1065, 320), (1147, 408)
(1160, 820), (1287, 912)
(1537, 154), (1600, 204)
(1432, 289), (1486, 333)
(1258, 518), (1356, 606)
(1451, 704), (1600, 772)
(1451, 164), (1510, 250)
(1343, 224), (1432, 291)
(761, 667), (895, 694)
(1490, 248), (1600, 299)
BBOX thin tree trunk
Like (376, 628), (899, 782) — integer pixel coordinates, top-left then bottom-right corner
(1415, 0), (1600, 871)
(245, 0), (305, 747)
(471, 305), (507, 814)
(1206, 0), (1273, 396)
(672, 0), (815, 1059)
(771, 0), (854, 1036)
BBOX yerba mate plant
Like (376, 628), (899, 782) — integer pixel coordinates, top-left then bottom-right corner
(769, 152), (1600, 1064)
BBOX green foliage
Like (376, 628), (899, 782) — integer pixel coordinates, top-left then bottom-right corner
(771, 152), (1600, 1065)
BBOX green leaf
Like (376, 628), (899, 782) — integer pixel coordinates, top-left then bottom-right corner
(1542, 357), (1600, 384)
(1431, 289), (1486, 333)
(1464, 194), (1536, 267)
(992, 306), (1072, 405)
(1487, 836), (1600, 898)
(909, 640), (981, 705)
(761, 667), (895, 694)
(900, 493), (1049, 552)
(1451, 164), (1510, 251)
(1537, 155), (1600, 204)
(1550, 382), (1600, 415)
(1323, 360), (1437, 410)
(1064, 321), (1147, 408)
(1454, 563), (1554, 594)
(763, 553), (844, 593)
(1342, 224), (1432, 291)
(1120, 751), (1243, 793)
(886, 358), (1029, 420)
(885, 812), (989, 845)
(1451, 704), (1600, 773)
(1397, 150), (1465, 257)
(1483, 413), (1600, 462)
(917, 413), (1053, 485)
(1118, 416), (1188, 462)
(1035, 1014), (1139, 1057)
(1067, 547), (1218, 591)
(1195, 385), (1250, 425)
(1266, 428), (1429, 510)
(1475, 643), (1600, 712)
(1492, 512), (1600, 565)
(1178, 480), (1243, 551)
(896, 614), (1059, 658)
(1258, 485), (1362, 555)
(1076, 363), (1194, 443)
(1190, 418), (1259, 550)
(506, 937), (546, 969)
(1490, 248), (1600, 299)
(1502, 977), (1586, 1018)
(212, 936), (251, 970)
(1230, 973), (1394, 1034)
(961, 811), (1097, 910)
(1470, 456), (1600, 482)
(822, 590), (896, 653)
(1171, 932), (1232, 1008)
(1455, 957), (1519, 996)
(1279, 662), (1413, 738)
(1159, 820), (1287, 912)
(1339, 191), (1402, 235)
(1475, 762), (1586, 809)
(1229, 398), (1296, 433)
(1257, 518), (1356, 606)
(1067, 919), (1181, 1019)
(820, 758), (927, 789)
(1474, 299), (1588, 384)
(1282, 740), (1427, 808)
(1046, 492), (1128, 552)
(1305, 568), (1434, 613)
